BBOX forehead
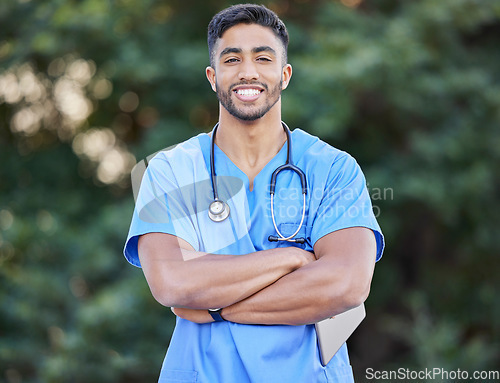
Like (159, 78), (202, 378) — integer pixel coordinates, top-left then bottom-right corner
(215, 23), (283, 55)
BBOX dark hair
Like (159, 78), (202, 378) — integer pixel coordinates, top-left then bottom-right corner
(207, 4), (289, 67)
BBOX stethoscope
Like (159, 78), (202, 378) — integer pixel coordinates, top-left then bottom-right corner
(208, 121), (307, 244)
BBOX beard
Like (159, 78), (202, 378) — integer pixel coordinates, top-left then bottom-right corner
(216, 80), (283, 121)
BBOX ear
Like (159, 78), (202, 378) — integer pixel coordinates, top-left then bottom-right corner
(281, 64), (292, 90)
(206, 66), (217, 92)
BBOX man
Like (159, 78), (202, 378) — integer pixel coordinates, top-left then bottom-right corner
(124, 4), (384, 382)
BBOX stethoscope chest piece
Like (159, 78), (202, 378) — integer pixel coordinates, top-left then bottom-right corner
(208, 199), (230, 222)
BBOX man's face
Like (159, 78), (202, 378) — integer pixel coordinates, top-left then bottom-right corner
(207, 23), (292, 122)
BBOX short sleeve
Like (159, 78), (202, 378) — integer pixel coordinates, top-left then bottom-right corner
(310, 153), (384, 261)
(123, 155), (200, 268)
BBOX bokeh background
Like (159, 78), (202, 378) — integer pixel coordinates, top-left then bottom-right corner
(1, 0), (499, 382)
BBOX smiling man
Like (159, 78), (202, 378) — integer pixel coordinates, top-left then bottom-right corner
(124, 4), (384, 383)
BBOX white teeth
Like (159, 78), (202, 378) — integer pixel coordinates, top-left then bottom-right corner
(236, 89), (261, 97)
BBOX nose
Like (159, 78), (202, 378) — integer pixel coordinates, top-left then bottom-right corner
(238, 60), (259, 81)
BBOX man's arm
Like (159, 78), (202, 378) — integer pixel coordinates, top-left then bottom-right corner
(173, 226), (376, 325)
(137, 232), (315, 309)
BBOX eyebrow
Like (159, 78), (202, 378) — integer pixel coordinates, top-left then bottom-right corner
(219, 46), (277, 59)
(253, 46), (276, 55)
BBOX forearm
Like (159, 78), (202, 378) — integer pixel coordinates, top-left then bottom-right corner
(223, 258), (367, 325)
(164, 250), (301, 309)
(173, 228), (377, 326)
(138, 233), (314, 309)
(172, 259), (367, 325)
(223, 229), (377, 325)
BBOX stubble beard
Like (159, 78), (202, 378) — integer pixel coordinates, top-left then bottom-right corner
(216, 80), (283, 121)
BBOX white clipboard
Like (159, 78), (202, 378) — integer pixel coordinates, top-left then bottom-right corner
(315, 303), (366, 366)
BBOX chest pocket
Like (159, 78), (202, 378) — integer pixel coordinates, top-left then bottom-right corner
(275, 223), (312, 250)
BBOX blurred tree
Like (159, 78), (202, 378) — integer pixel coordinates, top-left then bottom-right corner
(1, 0), (499, 382)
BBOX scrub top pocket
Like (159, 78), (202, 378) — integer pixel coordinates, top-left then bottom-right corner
(275, 223), (311, 249)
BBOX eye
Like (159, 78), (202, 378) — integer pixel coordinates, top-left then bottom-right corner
(257, 57), (272, 62)
(224, 58), (240, 64)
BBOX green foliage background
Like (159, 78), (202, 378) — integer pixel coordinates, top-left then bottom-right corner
(1, 0), (499, 382)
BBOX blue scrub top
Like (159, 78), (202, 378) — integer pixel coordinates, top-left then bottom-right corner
(124, 128), (384, 383)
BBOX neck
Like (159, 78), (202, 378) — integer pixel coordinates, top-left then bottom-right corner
(214, 105), (287, 186)
(216, 111), (285, 165)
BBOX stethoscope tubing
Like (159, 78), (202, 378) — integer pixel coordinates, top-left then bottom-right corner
(270, 193), (306, 241)
(209, 121), (307, 244)
(210, 123), (221, 202)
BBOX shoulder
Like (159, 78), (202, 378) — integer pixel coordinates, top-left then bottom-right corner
(146, 133), (210, 184)
(146, 133), (209, 172)
(135, 132), (210, 194)
(292, 128), (357, 171)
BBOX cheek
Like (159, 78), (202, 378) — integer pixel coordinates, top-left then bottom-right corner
(214, 72), (231, 90)
(265, 69), (285, 84)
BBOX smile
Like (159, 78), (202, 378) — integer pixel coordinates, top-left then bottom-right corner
(235, 88), (262, 96)
(232, 86), (264, 102)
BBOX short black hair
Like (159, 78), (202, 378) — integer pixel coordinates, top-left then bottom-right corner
(207, 4), (289, 67)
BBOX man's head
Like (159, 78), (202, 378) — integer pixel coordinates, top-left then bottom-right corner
(207, 4), (289, 68)
(206, 4), (292, 122)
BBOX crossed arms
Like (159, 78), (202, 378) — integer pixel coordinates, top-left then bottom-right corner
(138, 226), (376, 326)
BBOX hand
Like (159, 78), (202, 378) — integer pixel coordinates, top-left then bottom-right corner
(292, 247), (317, 267)
(171, 307), (215, 323)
